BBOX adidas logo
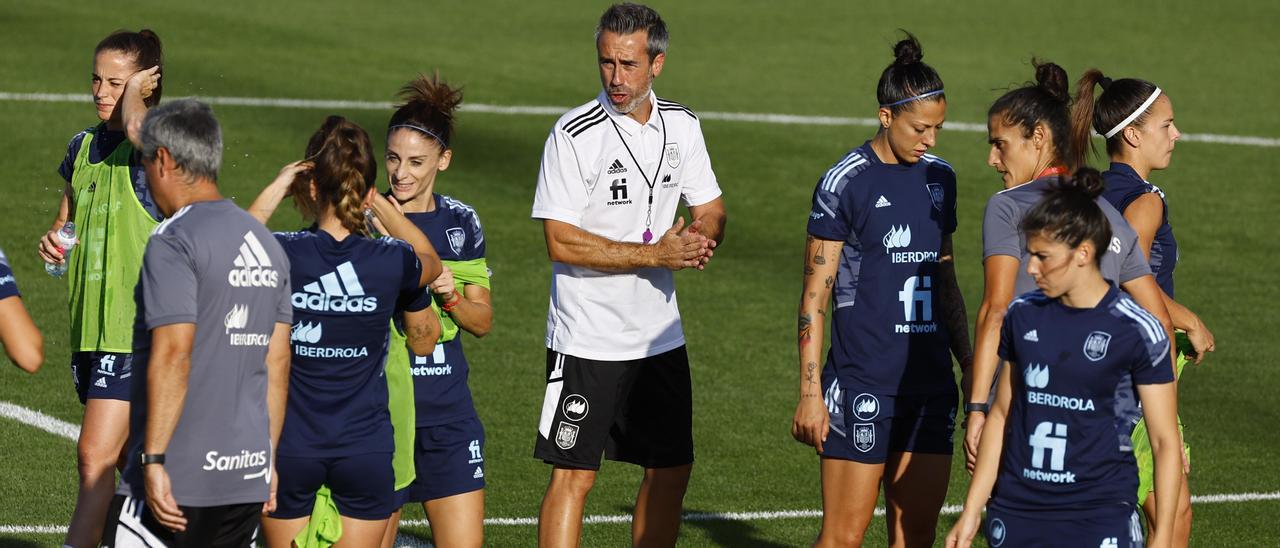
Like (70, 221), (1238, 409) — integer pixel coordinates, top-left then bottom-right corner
(94, 377), (108, 388)
(473, 466), (484, 479)
(229, 231), (280, 288)
(1024, 329), (1039, 342)
(607, 159), (627, 174)
(291, 261), (378, 313)
(291, 321), (323, 343)
(224, 304), (249, 334)
(875, 195), (892, 208)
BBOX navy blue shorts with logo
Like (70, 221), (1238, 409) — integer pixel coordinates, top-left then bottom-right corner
(272, 453), (395, 520)
(71, 351), (133, 404)
(985, 506), (1144, 548)
(534, 346), (694, 470)
(406, 416), (486, 502)
(821, 376), (957, 464)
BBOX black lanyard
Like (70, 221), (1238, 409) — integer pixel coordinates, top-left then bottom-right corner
(610, 107), (668, 242)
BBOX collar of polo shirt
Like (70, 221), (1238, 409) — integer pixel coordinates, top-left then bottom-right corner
(597, 90), (662, 135)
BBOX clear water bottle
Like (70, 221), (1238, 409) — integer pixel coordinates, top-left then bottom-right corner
(45, 221), (78, 278)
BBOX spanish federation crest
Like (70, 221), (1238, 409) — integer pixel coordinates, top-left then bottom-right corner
(926, 182), (945, 211)
(1083, 331), (1112, 362)
(854, 423), (875, 453)
(446, 227), (466, 255)
(665, 143), (681, 168)
(555, 422), (579, 450)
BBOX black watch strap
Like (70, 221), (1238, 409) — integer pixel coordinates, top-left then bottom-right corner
(964, 402), (990, 414)
(140, 453), (166, 465)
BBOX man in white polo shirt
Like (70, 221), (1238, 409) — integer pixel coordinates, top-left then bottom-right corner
(531, 3), (727, 546)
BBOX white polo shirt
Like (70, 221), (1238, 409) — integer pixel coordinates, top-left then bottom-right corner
(532, 90), (722, 361)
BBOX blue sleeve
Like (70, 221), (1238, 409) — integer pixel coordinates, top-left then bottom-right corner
(0, 249), (20, 300)
(398, 287), (434, 314)
(58, 132), (88, 183)
(997, 305), (1016, 363)
(944, 169), (958, 235)
(807, 176), (856, 241)
(465, 209), (486, 260)
(400, 242), (423, 294)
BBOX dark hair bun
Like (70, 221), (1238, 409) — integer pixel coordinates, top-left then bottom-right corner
(1098, 75), (1112, 90)
(892, 32), (923, 66)
(1064, 166), (1106, 199)
(138, 28), (161, 46)
(1033, 59), (1070, 103)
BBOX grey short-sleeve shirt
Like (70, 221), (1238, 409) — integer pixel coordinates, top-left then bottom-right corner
(119, 199), (291, 507)
(982, 177), (1151, 296)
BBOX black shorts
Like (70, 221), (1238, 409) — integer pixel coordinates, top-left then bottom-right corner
(103, 494), (261, 547)
(71, 351), (133, 404)
(533, 346), (694, 470)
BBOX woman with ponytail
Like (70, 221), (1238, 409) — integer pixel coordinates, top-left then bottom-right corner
(791, 32), (971, 546)
(963, 61), (1175, 482)
(1074, 70), (1212, 546)
(946, 168), (1181, 548)
(37, 28), (164, 548)
(248, 116), (443, 547)
(359, 73), (494, 548)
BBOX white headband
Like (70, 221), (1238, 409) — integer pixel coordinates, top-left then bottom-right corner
(1102, 87), (1162, 139)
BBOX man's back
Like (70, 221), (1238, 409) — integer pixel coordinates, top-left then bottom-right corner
(121, 199), (292, 507)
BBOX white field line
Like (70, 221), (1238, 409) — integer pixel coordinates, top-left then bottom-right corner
(2, 92), (1278, 148)
(0, 401), (79, 441)
(6, 492), (1277, 536)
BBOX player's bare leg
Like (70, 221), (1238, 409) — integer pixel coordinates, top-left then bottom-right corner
(883, 451), (951, 548)
(1142, 472), (1193, 547)
(539, 467), (597, 548)
(632, 463), (692, 547)
(816, 458), (885, 547)
(379, 509), (401, 548)
(424, 489), (485, 548)
(65, 399), (129, 548)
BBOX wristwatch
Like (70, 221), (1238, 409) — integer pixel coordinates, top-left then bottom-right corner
(964, 402), (990, 415)
(140, 453), (166, 465)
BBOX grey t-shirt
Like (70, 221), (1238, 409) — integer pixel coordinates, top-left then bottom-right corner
(982, 177), (1151, 296)
(119, 199), (292, 507)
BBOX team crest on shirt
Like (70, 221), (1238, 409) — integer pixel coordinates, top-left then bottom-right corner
(1083, 331), (1112, 362)
(446, 227), (466, 255)
(853, 423), (875, 453)
(665, 143), (681, 168)
(555, 422), (579, 450)
(925, 183), (945, 211)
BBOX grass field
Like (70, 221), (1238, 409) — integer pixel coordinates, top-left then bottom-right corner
(2, 0), (1278, 545)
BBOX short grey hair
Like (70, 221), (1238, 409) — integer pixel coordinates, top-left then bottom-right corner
(139, 99), (222, 182)
(595, 3), (668, 60)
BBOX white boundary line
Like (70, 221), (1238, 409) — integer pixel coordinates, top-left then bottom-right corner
(0, 401), (79, 441)
(2, 91), (1277, 148)
(3, 492), (1279, 536)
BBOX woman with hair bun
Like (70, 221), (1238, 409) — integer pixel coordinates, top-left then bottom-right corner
(38, 28), (164, 548)
(792, 32), (971, 546)
(963, 61), (1176, 482)
(248, 116), (443, 547)
(946, 168), (1182, 548)
(1074, 70), (1211, 546)
(371, 73), (493, 548)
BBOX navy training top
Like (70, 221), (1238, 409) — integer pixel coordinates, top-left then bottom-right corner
(1102, 162), (1178, 298)
(402, 193), (486, 426)
(992, 287), (1173, 520)
(276, 228), (426, 457)
(807, 141), (958, 395)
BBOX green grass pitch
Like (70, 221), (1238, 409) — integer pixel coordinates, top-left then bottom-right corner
(1, 0), (1277, 545)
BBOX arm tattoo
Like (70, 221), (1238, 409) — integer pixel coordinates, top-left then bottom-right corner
(798, 313), (813, 346)
(814, 241), (826, 265)
(805, 361), (818, 387)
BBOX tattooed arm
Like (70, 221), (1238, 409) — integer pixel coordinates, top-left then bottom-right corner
(791, 234), (843, 453)
(937, 235), (973, 385)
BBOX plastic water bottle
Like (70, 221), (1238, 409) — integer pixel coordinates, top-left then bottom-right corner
(45, 222), (77, 278)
